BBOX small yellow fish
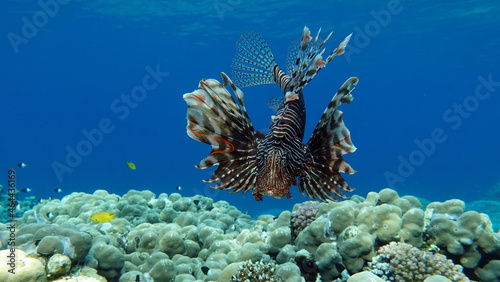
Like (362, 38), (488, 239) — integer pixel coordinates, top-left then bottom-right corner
(126, 161), (136, 170)
(90, 212), (117, 223)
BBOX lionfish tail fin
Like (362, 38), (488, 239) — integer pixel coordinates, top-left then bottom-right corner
(183, 73), (258, 194)
(231, 31), (281, 88)
(299, 77), (359, 202)
(287, 27), (352, 93)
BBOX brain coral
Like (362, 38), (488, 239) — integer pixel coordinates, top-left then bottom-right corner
(369, 242), (469, 281)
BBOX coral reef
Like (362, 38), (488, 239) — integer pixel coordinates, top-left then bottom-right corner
(0, 188), (498, 281)
(368, 241), (468, 281)
(294, 253), (318, 282)
(347, 271), (385, 282)
(466, 200), (500, 231)
(291, 202), (319, 237)
(230, 260), (282, 281)
(0, 195), (39, 224)
(475, 260), (500, 281)
(425, 200), (499, 270)
(0, 249), (47, 282)
(46, 253), (72, 278)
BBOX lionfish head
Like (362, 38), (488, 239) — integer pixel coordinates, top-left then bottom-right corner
(256, 148), (297, 199)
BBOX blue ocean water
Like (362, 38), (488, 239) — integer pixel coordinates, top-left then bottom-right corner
(1, 0), (499, 217)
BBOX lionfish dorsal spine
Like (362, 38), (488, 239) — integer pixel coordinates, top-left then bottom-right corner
(288, 27), (352, 94)
(233, 26), (349, 97)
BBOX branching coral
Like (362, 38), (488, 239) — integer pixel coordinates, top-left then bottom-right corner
(231, 260), (282, 282)
(368, 242), (469, 282)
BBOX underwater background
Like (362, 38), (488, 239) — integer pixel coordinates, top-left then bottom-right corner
(2, 0), (500, 217)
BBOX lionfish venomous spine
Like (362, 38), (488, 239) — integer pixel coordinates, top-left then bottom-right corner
(183, 26), (359, 202)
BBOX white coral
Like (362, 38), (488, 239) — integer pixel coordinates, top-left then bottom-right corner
(368, 242), (469, 282)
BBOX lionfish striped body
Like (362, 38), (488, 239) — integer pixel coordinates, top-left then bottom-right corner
(183, 27), (359, 201)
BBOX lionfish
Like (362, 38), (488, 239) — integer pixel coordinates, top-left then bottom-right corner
(183, 26), (359, 202)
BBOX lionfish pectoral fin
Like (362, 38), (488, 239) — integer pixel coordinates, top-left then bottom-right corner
(299, 77), (359, 202)
(183, 73), (259, 194)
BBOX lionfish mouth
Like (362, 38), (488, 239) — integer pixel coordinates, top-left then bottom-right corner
(256, 166), (295, 199)
(259, 187), (290, 199)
